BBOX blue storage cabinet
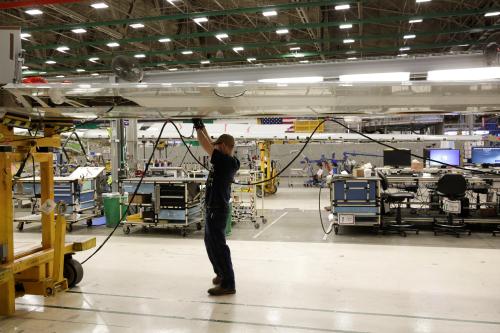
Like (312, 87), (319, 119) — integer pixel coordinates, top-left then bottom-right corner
(330, 177), (381, 234)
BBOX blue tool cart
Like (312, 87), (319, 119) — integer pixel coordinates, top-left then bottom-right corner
(330, 176), (381, 235)
(13, 167), (105, 232)
(121, 177), (205, 237)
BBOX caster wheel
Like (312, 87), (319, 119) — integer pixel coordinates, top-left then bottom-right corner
(142, 225), (149, 233)
(17, 222), (24, 232)
(86, 219), (92, 227)
(66, 224), (73, 233)
(262, 218), (267, 224)
(196, 222), (202, 231)
(123, 226), (131, 235)
(64, 257), (84, 288)
(254, 223), (260, 229)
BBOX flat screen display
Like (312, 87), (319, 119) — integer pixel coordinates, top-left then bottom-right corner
(428, 149), (460, 167)
(383, 149), (411, 167)
(471, 147), (500, 164)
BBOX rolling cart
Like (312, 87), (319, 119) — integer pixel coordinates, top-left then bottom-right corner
(330, 176), (381, 235)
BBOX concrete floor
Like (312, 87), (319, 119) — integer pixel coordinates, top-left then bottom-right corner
(2, 187), (500, 332)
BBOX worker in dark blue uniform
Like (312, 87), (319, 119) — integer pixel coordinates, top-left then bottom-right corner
(192, 118), (240, 296)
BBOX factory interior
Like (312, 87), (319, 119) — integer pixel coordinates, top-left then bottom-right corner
(2, 0), (500, 332)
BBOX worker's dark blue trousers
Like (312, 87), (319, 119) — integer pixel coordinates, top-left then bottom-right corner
(204, 207), (235, 289)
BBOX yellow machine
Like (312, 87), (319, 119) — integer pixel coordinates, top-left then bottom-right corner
(0, 121), (96, 316)
(257, 141), (278, 197)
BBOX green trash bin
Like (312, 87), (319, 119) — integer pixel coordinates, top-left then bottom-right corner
(103, 193), (122, 228)
(225, 203), (232, 237)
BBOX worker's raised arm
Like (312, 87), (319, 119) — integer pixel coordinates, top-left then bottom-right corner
(193, 118), (214, 156)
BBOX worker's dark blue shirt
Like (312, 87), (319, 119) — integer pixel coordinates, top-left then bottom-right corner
(205, 149), (240, 209)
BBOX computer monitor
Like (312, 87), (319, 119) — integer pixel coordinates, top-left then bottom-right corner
(471, 147), (500, 165)
(383, 149), (411, 167)
(427, 149), (460, 167)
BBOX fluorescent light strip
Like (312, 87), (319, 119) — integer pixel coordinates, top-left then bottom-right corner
(339, 72), (410, 82)
(107, 42), (119, 47)
(416, 0), (431, 3)
(25, 9), (43, 15)
(403, 34), (416, 39)
(130, 23), (145, 29)
(215, 33), (229, 40)
(335, 4), (350, 10)
(427, 67), (500, 81)
(91, 3), (108, 9)
(200, 60), (210, 64)
(263, 10), (277, 17)
(258, 76), (323, 84)
(72, 28), (87, 34)
(485, 11), (500, 17)
(409, 18), (423, 23)
(134, 54), (146, 58)
(193, 17), (208, 24)
(343, 39), (355, 44)
(159, 38), (171, 43)
(276, 29), (289, 34)
(247, 57), (256, 62)
(340, 24), (353, 29)
(233, 46), (244, 52)
(181, 50), (193, 55)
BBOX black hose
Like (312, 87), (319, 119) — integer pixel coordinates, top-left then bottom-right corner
(81, 120), (169, 265)
(319, 185), (332, 235)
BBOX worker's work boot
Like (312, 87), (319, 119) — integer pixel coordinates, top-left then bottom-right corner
(207, 286), (236, 296)
(212, 276), (222, 285)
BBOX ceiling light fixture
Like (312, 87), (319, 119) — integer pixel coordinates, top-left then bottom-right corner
(409, 18), (423, 23)
(159, 38), (171, 43)
(339, 24), (353, 29)
(193, 17), (208, 24)
(258, 76), (324, 84)
(403, 34), (416, 39)
(343, 39), (355, 44)
(485, 11), (500, 17)
(134, 54), (146, 58)
(215, 33), (229, 40)
(233, 46), (244, 52)
(335, 4), (350, 10)
(290, 47), (301, 51)
(25, 9), (43, 15)
(91, 2), (108, 9)
(181, 50), (193, 55)
(56, 46), (69, 52)
(399, 46), (411, 51)
(91, 73), (100, 76)
(416, 0), (431, 2)
(200, 60), (210, 64)
(20, 33), (31, 39)
(339, 72), (410, 82)
(347, 57), (357, 60)
(398, 53), (409, 57)
(76, 69), (85, 72)
(130, 23), (145, 29)
(45, 60), (56, 64)
(276, 28), (289, 34)
(107, 42), (120, 47)
(263, 10), (277, 17)
(56, 75), (65, 78)
(88, 57), (99, 62)
(72, 28), (87, 34)
(427, 67), (500, 81)
(293, 53), (305, 58)
(168, 68), (178, 71)
(247, 57), (256, 62)
(299, 60), (309, 63)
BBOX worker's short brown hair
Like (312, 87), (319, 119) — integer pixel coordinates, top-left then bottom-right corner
(213, 134), (235, 147)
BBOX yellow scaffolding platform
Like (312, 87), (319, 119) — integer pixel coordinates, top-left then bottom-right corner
(0, 123), (96, 316)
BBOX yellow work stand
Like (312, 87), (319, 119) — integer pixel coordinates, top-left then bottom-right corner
(0, 124), (96, 316)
